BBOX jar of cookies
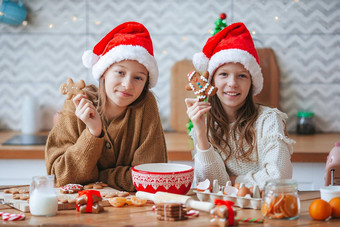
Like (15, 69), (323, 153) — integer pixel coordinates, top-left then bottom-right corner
(261, 179), (300, 220)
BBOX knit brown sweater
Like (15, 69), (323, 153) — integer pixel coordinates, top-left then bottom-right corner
(45, 87), (168, 191)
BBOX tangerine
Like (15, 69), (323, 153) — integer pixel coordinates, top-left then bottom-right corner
(329, 197), (340, 218)
(273, 194), (284, 210)
(262, 195), (274, 217)
(282, 195), (299, 217)
(109, 197), (127, 207)
(273, 211), (284, 219)
(130, 196), (147, 206)
(262, 202), (270, 216)
(309, 199), (332, 220)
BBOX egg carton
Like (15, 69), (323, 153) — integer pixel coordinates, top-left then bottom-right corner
(194, 180), (262, 210)
(194, 190), (261, 209)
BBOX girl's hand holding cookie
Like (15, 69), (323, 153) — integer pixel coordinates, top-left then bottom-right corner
(185, 98), (211, 127)
(185, 98), (211, 150)
(73, 94), (102, 137)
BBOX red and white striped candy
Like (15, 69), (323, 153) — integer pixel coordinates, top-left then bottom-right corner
(2, 213), (25, 221)
(0, 212), (11, 217)
(152, 205), (157, 211)
(186, 209), (199, 218)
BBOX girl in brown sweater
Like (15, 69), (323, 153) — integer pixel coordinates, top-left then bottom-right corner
(45, 22), (168, 191)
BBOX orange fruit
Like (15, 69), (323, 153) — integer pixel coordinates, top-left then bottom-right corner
(273, 211), (284, 219)
(273, 194), (284, 210)
(108, 197), (127, 207)
(329, 197), (340, 218)
(272, 203), (285, 219)
(262, 194), (300, 219)
(130, 196), (147, 206)
(262, 195), (274, 217)
(282, 195), (299, 217)
(309, 199), (332, 220)
(262, 202), (270, 216)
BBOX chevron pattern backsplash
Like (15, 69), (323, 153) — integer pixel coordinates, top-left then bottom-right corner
(0, 0), (339, 132)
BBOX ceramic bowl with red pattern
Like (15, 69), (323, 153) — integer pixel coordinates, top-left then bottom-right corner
(132, 163), (194, 195)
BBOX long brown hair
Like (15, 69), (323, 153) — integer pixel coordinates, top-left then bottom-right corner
(206, 84), (259, 162)
(96, 74), (150, 117)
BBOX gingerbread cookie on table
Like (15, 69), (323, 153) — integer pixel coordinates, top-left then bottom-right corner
(76, 190), (104, 214)
(58, 196), (76, 204)
(4, 188), (20, 194)
(84, 182), (108, 189)
(185, 71), (218, 101)
(210, 200), (238, 226)
(156, 203), (187, 221)
(60, 78), (86, 100)
(12, 194), (30, 201)
(103, 191), (130, 198)
(4, 187), (29, 195)
(59, 184), (84, 194)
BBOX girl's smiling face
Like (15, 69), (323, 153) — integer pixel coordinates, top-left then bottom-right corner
(213, 62), (252, 116)
(103, 60), (148, 110)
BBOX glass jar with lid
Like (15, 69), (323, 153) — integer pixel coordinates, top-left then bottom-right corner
(296, 111), (315, 134)
(261, 179), (300, 220)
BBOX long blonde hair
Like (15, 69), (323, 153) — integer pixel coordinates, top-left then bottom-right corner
(206, 84), (259, 162)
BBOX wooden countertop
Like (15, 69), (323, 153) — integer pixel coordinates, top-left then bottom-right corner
(1, 131), (339, 162)
(0, 190), (339, 226)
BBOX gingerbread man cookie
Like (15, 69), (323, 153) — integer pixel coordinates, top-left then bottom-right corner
(185, 71), (218, 101)
(60, 78), (86, 100)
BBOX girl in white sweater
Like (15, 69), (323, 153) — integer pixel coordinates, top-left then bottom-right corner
(185, 22), (294, 189)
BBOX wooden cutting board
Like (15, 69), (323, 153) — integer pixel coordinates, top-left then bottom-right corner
(0, 186), (124, 213)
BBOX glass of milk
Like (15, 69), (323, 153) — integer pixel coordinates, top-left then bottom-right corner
(29, 175), (58, 216)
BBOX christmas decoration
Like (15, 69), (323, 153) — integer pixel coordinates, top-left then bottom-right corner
(82, 22), (158, 88)
(211, 13), (227, 35)
(192, 22), (263, 95)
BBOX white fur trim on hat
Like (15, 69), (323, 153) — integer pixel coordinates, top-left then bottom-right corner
(82, 50), (100, 68)
(207, 49), (263, 95)
(193, 52), (209, 72)
(92, 45), (159, 88)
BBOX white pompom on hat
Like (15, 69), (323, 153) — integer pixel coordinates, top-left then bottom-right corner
(82, 21), (158, 88)
(192, 22), (263, 95)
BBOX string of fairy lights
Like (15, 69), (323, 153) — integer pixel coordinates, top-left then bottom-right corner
(1, 0), (301, 56)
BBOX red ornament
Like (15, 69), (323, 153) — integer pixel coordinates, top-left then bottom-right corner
(220, 13), (227, 20)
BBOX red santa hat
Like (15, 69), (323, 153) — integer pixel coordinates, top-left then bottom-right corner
(193, 22), (263, 95)
(82, 21), (158, 88)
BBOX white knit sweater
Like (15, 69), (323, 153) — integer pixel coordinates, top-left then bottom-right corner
(190, 106), (295, 189)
